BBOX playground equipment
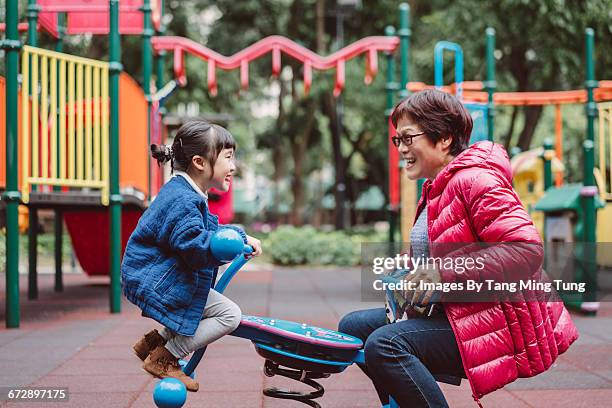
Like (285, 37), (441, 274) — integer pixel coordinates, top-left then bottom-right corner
(151, 229), (415, 408)
(1, 0), (166, 328)
(2, 0), (407, 331)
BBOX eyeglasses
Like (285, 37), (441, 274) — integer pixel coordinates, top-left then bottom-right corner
(391, 132), (426, 147)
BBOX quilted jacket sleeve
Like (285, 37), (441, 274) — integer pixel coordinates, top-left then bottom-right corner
(439, 171), (543, 284)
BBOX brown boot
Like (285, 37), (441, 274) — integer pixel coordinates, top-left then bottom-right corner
(143, 346), (199, 392)
(133, 329), (166, 361)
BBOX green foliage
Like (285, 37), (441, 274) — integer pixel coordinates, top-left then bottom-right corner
(265, 225), (386, 266)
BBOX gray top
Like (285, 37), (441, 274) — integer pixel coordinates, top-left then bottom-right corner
(410, 205), (429, 259)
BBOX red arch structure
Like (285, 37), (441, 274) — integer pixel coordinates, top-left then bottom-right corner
(152, 35), (399, 96)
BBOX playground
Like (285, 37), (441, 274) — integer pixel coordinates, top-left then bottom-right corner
(0, 262), (611, 408)
(2, 0), (612, 407)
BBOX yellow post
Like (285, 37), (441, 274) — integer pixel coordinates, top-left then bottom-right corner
(68, 62), (75, 179)
(41, 56), (49, 179)
(31, 53), (39, 180)
(21, 49), (31, 203)
(50, 57), (57, 179)
(608, 105), (612, 199)
(600, 104), (606, 197)
(76, 63), (84, 180)
(59, 59), (67, 179)
(85, 65), (92, 181)
(94, 67), (101, 181)
(101, 68), (110, 205)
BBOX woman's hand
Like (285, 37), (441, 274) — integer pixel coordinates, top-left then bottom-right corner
(246, 235), (262, 257)
(403, 266), (441, 306)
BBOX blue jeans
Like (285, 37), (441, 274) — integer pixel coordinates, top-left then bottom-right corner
(338, 308), (465, 408)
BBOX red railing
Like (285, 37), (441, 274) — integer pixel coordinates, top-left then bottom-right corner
(152, 35), (399, 96)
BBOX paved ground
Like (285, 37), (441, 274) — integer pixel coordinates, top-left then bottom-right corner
(0, 262), (611, 408)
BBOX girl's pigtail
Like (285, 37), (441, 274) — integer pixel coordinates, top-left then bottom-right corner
(150, 143), (174, 166)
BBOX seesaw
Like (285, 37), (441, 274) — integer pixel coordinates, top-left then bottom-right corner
(152, 229), (398, 408)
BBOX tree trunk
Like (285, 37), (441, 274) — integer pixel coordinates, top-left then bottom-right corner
(504, 106), (519, 150)
(517, 105), (543, 151)
(290, 100), (317, 226)
(322, 92), (347, 229)
(271, 78), (288, 222)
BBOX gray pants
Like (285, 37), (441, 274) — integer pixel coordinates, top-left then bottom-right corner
(159, 289), (241, 359)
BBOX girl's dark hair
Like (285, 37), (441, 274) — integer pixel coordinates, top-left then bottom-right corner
(151, 121), (236, 174)
(390, 89), (472, 156)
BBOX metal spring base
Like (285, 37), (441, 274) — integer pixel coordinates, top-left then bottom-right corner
(263, 360), (330, 407)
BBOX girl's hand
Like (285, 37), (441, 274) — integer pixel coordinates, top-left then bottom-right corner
(246, 235), (262, 257)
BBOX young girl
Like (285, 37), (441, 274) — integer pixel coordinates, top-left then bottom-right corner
(121, 121), (262, 392)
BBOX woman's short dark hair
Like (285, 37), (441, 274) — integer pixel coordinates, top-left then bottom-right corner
(151, 120), (236, 174)
(390, 89), (472, 156)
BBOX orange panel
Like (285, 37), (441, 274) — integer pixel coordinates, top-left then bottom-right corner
(119, 72), (148, 196)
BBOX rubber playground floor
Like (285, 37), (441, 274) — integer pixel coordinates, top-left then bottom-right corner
(0, 262), (611, 408)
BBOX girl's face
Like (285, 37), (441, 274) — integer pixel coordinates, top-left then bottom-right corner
(395, 115), (453, 181)
(208, 148), (236, 192)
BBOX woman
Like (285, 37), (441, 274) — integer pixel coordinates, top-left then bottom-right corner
(339, 89), (578, 407)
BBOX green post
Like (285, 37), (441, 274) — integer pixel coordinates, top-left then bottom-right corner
(54, 13), (66, 292)
(155, 0), (166, 115)
(3, 0), (22, 328)
(485, 27), (496, 141)
(109, 0), (123, 313)
(543, 138), (553, 191)
(582, 28), (598, 311)
(28, 209), (38, 299)
(27, 0), (40, 301)
(27, 0), (39, 47)
(142, 0), (153, 201)
(385, 25), (397, 245)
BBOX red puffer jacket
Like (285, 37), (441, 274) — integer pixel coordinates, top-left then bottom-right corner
(416, 141), (578, 404)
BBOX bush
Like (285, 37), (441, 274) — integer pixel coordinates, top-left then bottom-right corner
(265, 226), (382, 266)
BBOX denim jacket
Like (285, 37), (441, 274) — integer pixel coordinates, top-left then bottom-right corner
(121, 176), (246, 336)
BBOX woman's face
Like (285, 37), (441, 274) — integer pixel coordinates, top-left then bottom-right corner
(395, 116), (453, 180)
(209, 148), (236, 192)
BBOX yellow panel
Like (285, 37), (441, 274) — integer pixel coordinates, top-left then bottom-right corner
(21, 50), (30, 203)
(68, 62), (75, 179)
(41, 56), (49, 179)
(19, 46), (111, 201)
(85, 65), (93, 181)
(31, 53), (39, 179)
(50, 57), (57, 179)
(93, 68), (101, 181)
(76, 64), (84, 180)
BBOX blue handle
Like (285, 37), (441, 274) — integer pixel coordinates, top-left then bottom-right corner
(214, 245), (253, 294)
